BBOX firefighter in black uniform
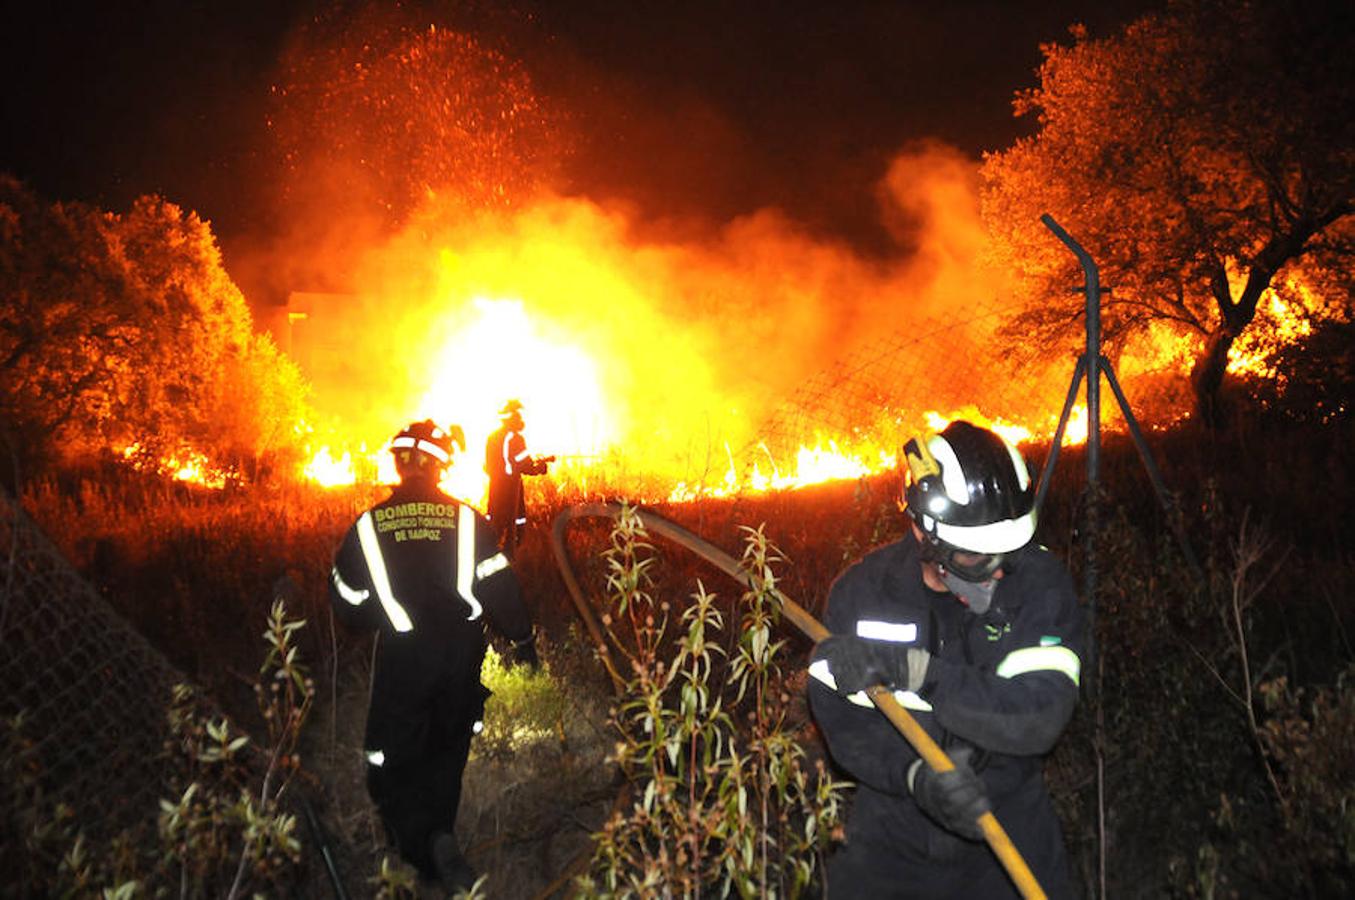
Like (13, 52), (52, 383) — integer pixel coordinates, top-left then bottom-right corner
(330, 419), (539, 893)
(809, 420), (1087, 899)
(483, 399), (552, 556)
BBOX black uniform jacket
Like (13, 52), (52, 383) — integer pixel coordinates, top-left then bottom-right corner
(484, 426), (546, 525)
(329, 480), (532, 766)
(809, 533), (1086, 868)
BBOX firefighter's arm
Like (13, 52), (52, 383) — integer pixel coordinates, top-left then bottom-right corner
(470, 515), (534, 644)
(808, 677), (920, 796)
(920, 570), (1086, 756)
(328, 527), (380, 632)
(806, 576), (922, 796)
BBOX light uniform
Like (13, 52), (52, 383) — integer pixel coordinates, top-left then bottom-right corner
(809, 532), (1087, 899)
(329, 478), (532, 880)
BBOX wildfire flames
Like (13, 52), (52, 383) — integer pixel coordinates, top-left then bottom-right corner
(141, 19), (1330, 503)
(166, 251), (1320, 505)
(153, 242), (1318, 504)
(292, 292), (1094, 504)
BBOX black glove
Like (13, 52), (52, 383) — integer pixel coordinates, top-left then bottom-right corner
(511, 637), (540, 670)
(908, 746), (991, 841)
(811, 635), (930, 695)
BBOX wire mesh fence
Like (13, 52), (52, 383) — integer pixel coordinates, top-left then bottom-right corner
(0, 487), (188, 843)
(754, 298), (1072, 462)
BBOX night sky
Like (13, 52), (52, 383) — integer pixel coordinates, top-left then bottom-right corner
(0, 1), (1158, 256)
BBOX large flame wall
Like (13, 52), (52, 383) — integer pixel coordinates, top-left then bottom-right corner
(289, 143), (1016, 500)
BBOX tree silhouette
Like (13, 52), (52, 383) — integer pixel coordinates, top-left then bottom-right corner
(981, 0), (1354, 425)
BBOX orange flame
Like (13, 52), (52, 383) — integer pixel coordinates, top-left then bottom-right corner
(121, 443), (232, 490)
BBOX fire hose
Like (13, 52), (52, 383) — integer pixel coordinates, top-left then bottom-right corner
(550, 501), (1046, 900)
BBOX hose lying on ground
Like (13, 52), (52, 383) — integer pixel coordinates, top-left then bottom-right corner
(549, 501), (1047, 900)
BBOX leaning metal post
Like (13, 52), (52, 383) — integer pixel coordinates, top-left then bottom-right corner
(1039, 214), (1102, 626)
(1037, 214), (1203, 591)
(1037, 214), (1206, 900)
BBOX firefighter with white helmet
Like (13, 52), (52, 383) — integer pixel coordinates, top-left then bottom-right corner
(809, 420), (1087, 898)
(329, 419), (538, 893)
(483, 399), (553, 557)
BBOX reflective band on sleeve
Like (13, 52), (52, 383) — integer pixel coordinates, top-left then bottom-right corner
(515, 516), (527, 526)
(811, 660), (933, 710)
(366, 749), (385, 767)
(513, 449), (531, 462)
(845, 688), (932, 711)
(472, 720), (484, 735)
(475, 552), (509, 580)
(855, 620), (917, 643)
(356, 512), (414, 633)
(455, 504), (483, 620)
(808, 658), (836, 689)
(392, 436), (415, 449)
(995, 645), (1082, 686)
(331, 568), (369, 605)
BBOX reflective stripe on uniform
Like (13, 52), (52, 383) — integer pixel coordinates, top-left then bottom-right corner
(856, 620), (917, 642)
(455, 504), (483, 620)
(995, 645), (1081, 686)
(475, 552), (509, 580)
(356, 512), (414, 633)
(808, 658), (935, 712)
(513, 449), (531, 462)
(851, 689), (933, 712)
(366, 749), (386, 767)
(331, 568), (369, 605)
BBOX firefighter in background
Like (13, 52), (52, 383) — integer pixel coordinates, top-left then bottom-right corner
(329, 419), (539, 894)
(483, 399), (553, 556)
(808, 420), (1087, 898)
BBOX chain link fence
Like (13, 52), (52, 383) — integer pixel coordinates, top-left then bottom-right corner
(755, 299), (1070, 463)
(0, 487), (188, 843)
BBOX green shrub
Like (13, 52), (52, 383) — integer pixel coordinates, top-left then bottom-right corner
(2, 599), (315, 897)
(578, 505), (845, 898)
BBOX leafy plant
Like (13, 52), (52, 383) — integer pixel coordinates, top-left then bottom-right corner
(579, 504), (845, 898)
(2, 598), (315, 897)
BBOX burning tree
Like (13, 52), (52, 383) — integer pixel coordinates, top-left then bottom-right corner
(0, 177), (309, 483)
(981, 0), (1354, 425)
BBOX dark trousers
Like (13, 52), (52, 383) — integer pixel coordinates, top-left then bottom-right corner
(826, 782), (1078, 899)
(487, 481), (524, 557)
(366, 726), (474, 879)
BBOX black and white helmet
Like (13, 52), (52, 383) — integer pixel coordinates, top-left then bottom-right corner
(390, 420), (464, 475)
(903, 420), (1036, 580)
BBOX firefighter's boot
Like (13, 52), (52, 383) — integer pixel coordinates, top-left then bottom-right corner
(431, 831), (477, 894)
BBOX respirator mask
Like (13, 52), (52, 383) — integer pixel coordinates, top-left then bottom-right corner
(921, 539), (1003, 614)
